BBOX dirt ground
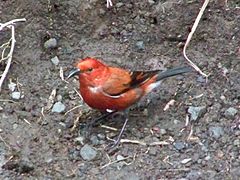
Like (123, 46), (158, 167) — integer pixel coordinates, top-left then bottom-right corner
(0, 0), (240, 179)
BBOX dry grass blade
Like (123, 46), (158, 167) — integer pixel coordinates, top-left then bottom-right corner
(183, 0), (209, 79)
(106, 0), (113, 8)
(120, 139), (147, 145)
(45, 89), (57, 111)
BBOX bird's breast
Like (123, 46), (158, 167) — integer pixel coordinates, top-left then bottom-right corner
(79, 85), (142, 111)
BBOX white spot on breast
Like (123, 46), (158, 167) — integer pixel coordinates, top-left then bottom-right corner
(89, 86), (101, 94)
(146, 81), (161, 93)
(106, 109), (114, 113)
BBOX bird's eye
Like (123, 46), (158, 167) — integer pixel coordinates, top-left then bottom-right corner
(88, 68), (93, 72)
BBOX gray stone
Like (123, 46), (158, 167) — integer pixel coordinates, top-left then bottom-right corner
(173, 141), (186, 150)
(224, 107), (238, 118)
(44, 38), (57, 49)
(160, 128), (167, 135)
(116, 2), (124, 8)
(116, 155), (125, 161)
(90, 135), (99, 145)
(51, 102), (65, 113)
(135, 41), (145, 50)
(51, 56), (59, 65)
(209, 126), (224, 139)
(148, 0), (155, 5)
(97, 133), (105, 140)
(196, 76), (206, 83)
(186, 170), (202, 180)
(233, 139), (240, 146)
(13, 123), (18, 129)
(80, 144), (97, 161)
(188, 106), (206, 121)
(11, 91), (21, 100)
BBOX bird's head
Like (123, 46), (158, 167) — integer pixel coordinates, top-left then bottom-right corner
(67, 57), (106, 79)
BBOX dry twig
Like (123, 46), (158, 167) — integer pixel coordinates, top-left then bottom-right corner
(106, 0), (113, 8)
(183, 0), (209, 79)
(0, 18), (26, 91)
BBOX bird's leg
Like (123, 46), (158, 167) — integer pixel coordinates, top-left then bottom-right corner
(89, 110), (117, 127)
(85, 110), (117, 137)
(107, 109), (129, 149)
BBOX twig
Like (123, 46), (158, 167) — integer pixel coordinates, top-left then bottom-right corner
(163, 99), (176, 111)
(120, 139), (147, 145)
(183, 0), (209, 78)
(70, 115), (81, 132)
(106, 0), (113, 8)
(0, 18), (26, 91)
(64, 105), (82, 116)
(101, 125), (118, 131)
(100, 153), (136, 169)
(0, 99), (18, 103)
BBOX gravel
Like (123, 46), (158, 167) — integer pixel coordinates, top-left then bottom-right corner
(11, 91), (21, 100)
(135, 41), (145, 51)
(209, 126), (224, 139)
(51, 56), (60, 65)
(80, 144), (97, 161)
(188, 106), (207, 121)
(44, 38), (57, 49)
(173, 141), (186, 151)
(224, 107), (238, 118)
(51, 102), (66, 113)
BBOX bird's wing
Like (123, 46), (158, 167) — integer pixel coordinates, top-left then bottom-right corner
(102, 67), (159, 96)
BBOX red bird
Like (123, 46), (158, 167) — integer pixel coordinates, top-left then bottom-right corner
(67, 57), (191, 147)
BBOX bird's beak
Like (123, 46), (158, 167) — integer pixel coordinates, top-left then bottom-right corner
(66, 68), (81, 79)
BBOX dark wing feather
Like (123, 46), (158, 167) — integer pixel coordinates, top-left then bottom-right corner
(102, 67), (159, 96)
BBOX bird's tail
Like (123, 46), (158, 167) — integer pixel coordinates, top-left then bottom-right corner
(156, 66), (192, 81)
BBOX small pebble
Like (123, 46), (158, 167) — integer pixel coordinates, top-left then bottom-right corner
(209, 126), (224, 139)
(116, 2), (124, 8)
(51, 102), (65, 113)
(56, 95), (62, 101)
(224, 107), (238, 119)
(44, 38), (57, 49)
(173, 141), (186, 150)
(196, 76), (206, 83)
(13, 123), (18, 129)
(186, 170), (202, 179)
(181, 158), (192, 164)
(204, 155), (211, 161)
(8, 82), (16, 91)
(51, 56), (59, 65)
(116, 155), (125, 161)
(80, 144), (97, 161)
(160, 128), (167, 135)
(135, 41), (145, 51)
(188, 106), (206, 121)
(233, 139), (240, 146)
(11, 91), (21, 100)
(148, 0), (155, 5)
(97, 133), (105, 140)
(90, 135), (99, 145)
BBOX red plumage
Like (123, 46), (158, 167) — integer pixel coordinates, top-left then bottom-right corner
(67, 57), (192, 147)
